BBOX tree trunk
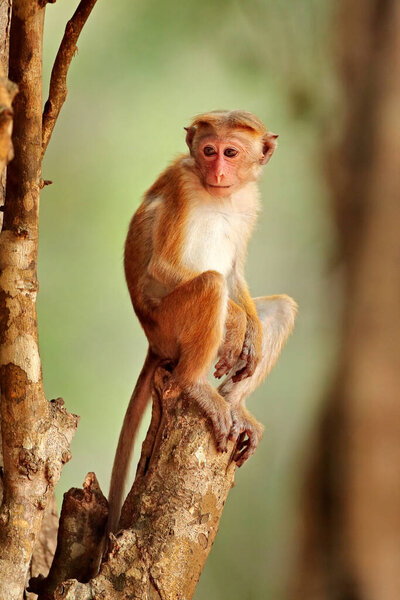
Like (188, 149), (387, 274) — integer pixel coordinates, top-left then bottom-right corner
(37, 368), (239, 600)
(0, 0), (13, 509)
(0, 1), (97, 598)
(291, 2), (400, 599)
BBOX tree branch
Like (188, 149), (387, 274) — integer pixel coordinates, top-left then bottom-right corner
(51, 367), (239, 599)
(42, 0), (98, 156)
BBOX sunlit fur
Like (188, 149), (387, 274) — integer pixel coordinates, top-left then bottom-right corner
(107, 110), (296, 534)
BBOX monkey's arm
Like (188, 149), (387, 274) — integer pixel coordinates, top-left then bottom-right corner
(214, 299), (247, 379)
(147, 254), (198, 291)
(229, 262), (263, 382)
(147, 199), (201, 290)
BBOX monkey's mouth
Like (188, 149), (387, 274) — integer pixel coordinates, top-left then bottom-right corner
(208, 184), (232, 189)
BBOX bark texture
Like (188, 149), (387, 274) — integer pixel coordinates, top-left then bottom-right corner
(0, 0), (13, 513)
(51, 368), (238, 600)
(0, 2), (79, 598)
(291, 2), (400, 599)
(29, 473), (108, 600)
(27, 493), (59, 600)
(0, 0), (11, 74)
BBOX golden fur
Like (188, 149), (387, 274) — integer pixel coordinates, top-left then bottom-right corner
(108, 111), (296, 534)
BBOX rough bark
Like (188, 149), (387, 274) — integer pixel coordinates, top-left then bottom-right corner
(0, 0), (12, 74)
(27, 493), (60, 600)
(291, 1), (400, 599)
(0, 2), (79, 598)
(0, 0), (13, 511)
(29, 473), (108, 600)
(50, 368), (238, 600)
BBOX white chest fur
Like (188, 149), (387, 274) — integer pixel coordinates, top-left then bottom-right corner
(181, 185), (259, 278)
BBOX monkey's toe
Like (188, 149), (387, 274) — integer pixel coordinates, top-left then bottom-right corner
(213, 358), (230, 379)
(213, 403), (232, 453)
(197, 390), (232, 453)
(229, 407), (264, 466)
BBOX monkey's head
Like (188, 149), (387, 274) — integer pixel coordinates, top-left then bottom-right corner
(185, 110), (278, 198)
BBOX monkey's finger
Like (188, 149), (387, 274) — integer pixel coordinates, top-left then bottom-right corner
(235, 438), (257, 467)
(216, 429), (230, 452)
(234, 437), (251, 466)
(212, 404), (233, 453)
(232, 370), (246, 383)
(214, 367), (228, 379)
(214, 354), (237, 378)
(232, 431), (246, 453)
(214, 359), (230, 378)
(235, 424), (262, 466)
(232, 365), (252, 382)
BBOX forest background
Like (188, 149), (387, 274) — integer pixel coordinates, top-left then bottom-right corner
(40, 2), (348, 598)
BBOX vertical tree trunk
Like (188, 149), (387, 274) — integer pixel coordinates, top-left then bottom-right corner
(0, 0), (13, 508)
(0, 3), (78, 598)
(291, 2), (400, 599)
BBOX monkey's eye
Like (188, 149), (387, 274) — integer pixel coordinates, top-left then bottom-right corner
(203, 146), (216, 157)
(224, 147), (238, 158)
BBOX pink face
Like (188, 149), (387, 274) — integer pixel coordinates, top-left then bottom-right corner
(195, 134), (261, 198)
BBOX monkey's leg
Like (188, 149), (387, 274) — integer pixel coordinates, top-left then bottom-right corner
(153, 270), (232, 450)
(218, 294), (297, 465)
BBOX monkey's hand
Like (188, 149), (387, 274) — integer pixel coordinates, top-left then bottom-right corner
(214, 301), (247, 379)
(214, 333), (244, 379)
(229, 405), (264, 466)
(232, 317), (262, 382)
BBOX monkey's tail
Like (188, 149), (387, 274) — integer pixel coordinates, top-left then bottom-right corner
(107, 347), (158, 535)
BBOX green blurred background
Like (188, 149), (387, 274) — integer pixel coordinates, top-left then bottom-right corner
(39, 2), (337, 598)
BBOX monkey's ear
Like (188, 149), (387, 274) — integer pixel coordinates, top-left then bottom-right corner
(260, 132), (278, 165)
(184, 126), (196, 154)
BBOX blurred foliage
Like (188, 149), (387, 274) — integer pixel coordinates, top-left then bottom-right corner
(39, 1), (338, 598)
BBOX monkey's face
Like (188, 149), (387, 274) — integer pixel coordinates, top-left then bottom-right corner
(194, 131), (264, 198)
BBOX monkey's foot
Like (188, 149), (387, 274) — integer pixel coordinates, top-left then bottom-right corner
(189, 383), (232, 452)
(229, 406), (264, 467)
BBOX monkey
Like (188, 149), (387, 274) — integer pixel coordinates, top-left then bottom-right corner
(107, 110), (297, 534)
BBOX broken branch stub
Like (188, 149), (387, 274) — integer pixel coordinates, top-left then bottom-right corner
(29, 473), (108, 600)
